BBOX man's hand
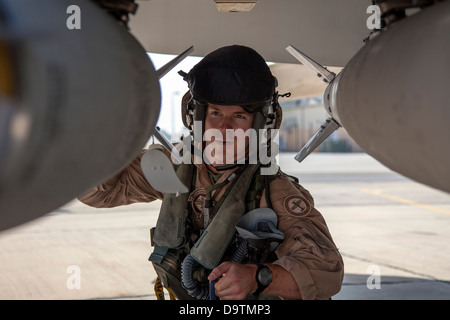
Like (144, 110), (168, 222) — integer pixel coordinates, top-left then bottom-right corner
(208, 262), (302, 300)
(208, 262), (258, 300)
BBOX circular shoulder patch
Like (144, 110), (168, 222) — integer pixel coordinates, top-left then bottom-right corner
(283, 195), (311, 217)
(188, 188), (206, 215)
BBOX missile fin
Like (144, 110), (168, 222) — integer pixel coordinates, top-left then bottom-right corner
(141, 148), (189, 194)
(156, 45), (194, 79)
(286, 45), (336, 83)
(153, 126), (184, 164)
(294, 117), (340, 163)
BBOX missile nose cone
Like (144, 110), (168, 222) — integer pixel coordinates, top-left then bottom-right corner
(287, 1), (450, 194)
(326, 1), (450, 193)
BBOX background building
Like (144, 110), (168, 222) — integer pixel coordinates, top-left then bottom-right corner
(279, 97), (363, 153)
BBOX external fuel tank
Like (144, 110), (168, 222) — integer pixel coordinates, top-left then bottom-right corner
(0, 0), (161, 230)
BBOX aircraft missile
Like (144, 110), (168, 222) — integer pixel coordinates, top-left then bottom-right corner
(0, 0), (162, 231)
(290, 0), (450, 194)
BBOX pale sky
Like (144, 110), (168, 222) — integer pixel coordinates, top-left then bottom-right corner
(147, 52), (203, 137)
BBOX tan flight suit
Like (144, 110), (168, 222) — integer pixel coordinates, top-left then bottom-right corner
(78, 146), (344, 300)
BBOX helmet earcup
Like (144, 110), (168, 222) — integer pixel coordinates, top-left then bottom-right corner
(181, 90), (193, 129)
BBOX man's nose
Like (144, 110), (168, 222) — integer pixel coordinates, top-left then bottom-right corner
(219, 116), (233, 130)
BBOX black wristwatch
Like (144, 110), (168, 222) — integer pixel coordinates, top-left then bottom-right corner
(254, 264), (272, 296)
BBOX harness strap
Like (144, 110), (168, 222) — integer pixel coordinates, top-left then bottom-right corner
(203, 166), (245, 228)
(154, 277), (177, 300)
(190, 163), (261, 269)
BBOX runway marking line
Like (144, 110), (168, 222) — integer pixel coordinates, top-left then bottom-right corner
(362, 189), (450, 215)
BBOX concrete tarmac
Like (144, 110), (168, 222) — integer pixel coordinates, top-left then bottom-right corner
(0, 152), (449, 300)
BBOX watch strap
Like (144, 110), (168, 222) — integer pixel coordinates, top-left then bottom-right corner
(254, 263), (271, 296)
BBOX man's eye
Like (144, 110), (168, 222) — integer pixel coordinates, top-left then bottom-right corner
(236, 114), (247, 119)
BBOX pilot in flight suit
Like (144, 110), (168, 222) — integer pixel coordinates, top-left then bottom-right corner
(78, 45), (344, 300)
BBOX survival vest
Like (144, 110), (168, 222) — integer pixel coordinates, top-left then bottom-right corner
(148, 161), (273, 300)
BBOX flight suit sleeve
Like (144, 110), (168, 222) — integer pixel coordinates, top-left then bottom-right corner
(261, 173), (344, 300)
(77, 148), (164, 208)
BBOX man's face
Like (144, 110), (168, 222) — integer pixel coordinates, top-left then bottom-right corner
(204, 104), (255, 168)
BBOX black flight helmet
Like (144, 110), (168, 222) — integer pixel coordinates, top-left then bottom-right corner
(180, 45), (281, 133)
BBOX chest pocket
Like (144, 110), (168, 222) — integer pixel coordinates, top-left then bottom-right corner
(152, 163), (194, 250)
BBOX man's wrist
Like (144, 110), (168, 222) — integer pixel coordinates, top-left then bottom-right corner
(254, 264), (272, 295)
(250, 264), (259, 294)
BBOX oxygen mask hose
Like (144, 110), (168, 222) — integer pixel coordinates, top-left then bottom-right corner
(181, 254), (209, 299)
(231, 239), (248, 263)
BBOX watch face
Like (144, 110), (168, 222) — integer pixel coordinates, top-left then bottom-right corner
(259, 267), (272, 285)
